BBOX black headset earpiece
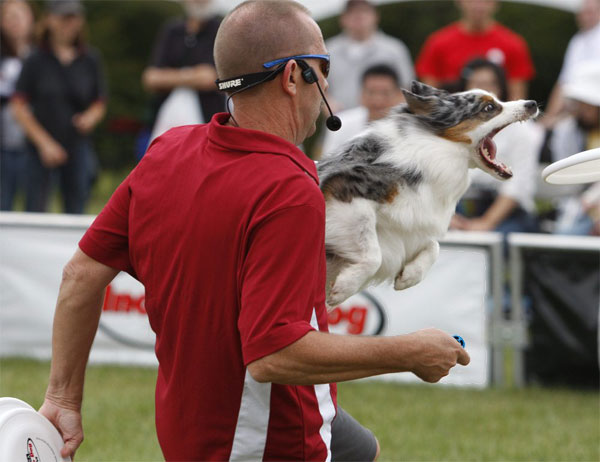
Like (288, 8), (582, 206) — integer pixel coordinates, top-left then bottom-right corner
(297, 60), (318, 84)
(295, 59), (342, 132)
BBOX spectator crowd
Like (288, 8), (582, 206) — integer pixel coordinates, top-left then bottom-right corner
(1, 0), (599, 235)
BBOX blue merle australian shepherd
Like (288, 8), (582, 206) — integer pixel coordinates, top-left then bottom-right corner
(318, 81), (538, 307)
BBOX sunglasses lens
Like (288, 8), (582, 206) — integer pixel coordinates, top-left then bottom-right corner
(321, 60), (330, 78)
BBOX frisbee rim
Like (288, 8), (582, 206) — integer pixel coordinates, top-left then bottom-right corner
(0, 397), (35, 418)
(542, 148), (600, 185)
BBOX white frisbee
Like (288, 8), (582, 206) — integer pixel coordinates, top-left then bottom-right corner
(0, 407), (71, 462)
(542, 148), (600, 185)
(0, 397), (34, 418)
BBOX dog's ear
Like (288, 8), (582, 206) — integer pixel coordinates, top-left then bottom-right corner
(402, 89), (436, 116)
(410, 81), (449, 97)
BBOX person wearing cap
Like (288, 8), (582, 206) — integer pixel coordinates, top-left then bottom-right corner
(550, 62), (600, 164)
(11, 0), (106, 214)
(325, 0), (414, 112)
(549, 62), (600, 235)
(38, 1), (469, 460)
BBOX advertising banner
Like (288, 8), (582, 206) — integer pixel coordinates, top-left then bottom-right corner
(1, 214), (489, 386)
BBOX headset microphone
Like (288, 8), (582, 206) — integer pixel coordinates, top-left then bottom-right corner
(297, 60), (342, 132)
(326, 114), (342, 131)
(319, 85), (342, 131)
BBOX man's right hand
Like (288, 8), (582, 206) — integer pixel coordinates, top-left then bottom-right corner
(39, 397), (84, 459)
(407, 328), (471, 383)
(38, 139), (68, 168)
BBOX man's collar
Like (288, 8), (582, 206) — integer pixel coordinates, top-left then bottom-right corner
(207, 113), (319, 184)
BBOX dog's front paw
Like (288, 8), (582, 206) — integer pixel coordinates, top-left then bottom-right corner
(327, 277), (360, 308)
(394, 264), (425, 291)
(326, 286), (351, 308)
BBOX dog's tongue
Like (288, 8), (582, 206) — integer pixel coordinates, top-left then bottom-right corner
(480, 136), (513, 178)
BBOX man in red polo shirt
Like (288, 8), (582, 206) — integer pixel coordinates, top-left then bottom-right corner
(39, 1), (470, 460)
(415, 0), (535, 100)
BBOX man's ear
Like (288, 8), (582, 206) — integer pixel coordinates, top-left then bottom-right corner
(281, 60), (298, 96)
(401, 89), (436, 116)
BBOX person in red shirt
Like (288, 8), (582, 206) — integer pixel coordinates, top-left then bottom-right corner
(415, 0), (535, 100)
(38, 1), (470, 461)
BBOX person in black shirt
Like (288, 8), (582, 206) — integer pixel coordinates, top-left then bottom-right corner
(142, 0), (224, 137)
(12, 0), (106, 214)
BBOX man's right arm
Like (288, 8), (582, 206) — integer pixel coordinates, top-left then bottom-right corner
(248, 328), (470, 385)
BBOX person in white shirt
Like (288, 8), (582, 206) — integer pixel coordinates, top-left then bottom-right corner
(321, 63), (404, 157)
(325, 0), (413, 112)
(542, 0), (600, 127)
(451, 58), (544, 234)
(550, 62), (600, 235)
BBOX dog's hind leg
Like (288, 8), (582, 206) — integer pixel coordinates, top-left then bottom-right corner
(325, 199), (381, 307)
(394, 239), (439, 290)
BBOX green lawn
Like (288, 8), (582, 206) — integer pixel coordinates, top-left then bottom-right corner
(0, 358), (598, 461)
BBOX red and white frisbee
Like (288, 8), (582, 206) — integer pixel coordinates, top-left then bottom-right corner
(0, 398), (71, 462)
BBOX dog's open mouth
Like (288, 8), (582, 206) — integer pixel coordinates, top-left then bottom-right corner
(478, 126), (513, 179)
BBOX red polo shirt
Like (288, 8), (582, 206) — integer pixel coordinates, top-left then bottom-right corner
(79, 113), (336, 461)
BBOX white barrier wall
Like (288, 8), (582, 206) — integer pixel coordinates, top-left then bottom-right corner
(0, 213), (491, 387)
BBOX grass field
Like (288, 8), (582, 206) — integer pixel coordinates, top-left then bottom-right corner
(1, 357), (598, 461)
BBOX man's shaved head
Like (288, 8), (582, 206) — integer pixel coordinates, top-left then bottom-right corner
(214, 0), (324, 79)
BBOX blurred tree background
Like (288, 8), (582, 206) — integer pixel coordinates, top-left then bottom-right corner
(28, 0), (577, 175)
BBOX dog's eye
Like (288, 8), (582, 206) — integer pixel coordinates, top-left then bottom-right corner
(482, 103), (495, 113)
